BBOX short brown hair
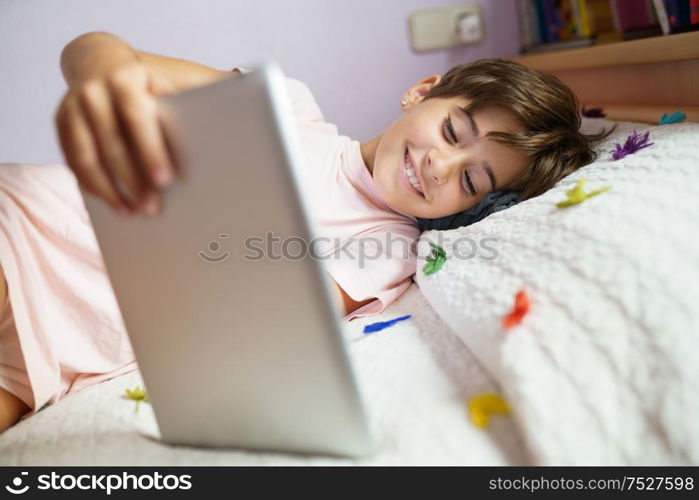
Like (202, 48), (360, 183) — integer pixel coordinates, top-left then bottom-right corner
(424, 58), (616, 199)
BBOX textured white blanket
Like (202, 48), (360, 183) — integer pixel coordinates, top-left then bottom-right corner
(0, 284), (527, 465)
(415, 118), (699, 465)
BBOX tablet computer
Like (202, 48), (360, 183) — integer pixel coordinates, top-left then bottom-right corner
(83, 61), (374, 457)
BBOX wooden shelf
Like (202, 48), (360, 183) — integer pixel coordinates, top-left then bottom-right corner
(580, 104), (699, 124)
(511, 31), (699, 72)
(509, 30), (699, 123)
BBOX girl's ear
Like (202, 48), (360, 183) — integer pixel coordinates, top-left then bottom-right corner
(401, 74), (442, 108)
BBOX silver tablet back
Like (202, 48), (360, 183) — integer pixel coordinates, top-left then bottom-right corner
(83, 61), (374, 457)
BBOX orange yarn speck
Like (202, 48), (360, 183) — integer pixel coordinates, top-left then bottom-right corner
(502, 288), (530, 330)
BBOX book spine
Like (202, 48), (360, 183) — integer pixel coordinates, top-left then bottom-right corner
(529, 0), (544, 42)
(610, 0), (656, 31)
(652, 0), (672, 33)
(610, 0), (622, 30)
(577, 0), (592, 36)
(559, 0), (576, 40)
(542, 0), (562, 41)
(641, 0), (657, 25)
(571, 0), (583, 36)
(679, 0), (691, 24)
(534, 0), (550, 43)
(692, 0), (699, 23)
(587, 0), (616, 34)
(665, 0), (685, 28)
(518, 0), (533, 47)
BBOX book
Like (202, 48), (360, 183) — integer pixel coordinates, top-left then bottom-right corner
(575, 0), (591, 36)
(665, 0), (693, 32)
(692, 0), (699, 24)
(558, 0), (578, 40)
(537, 0), (565, 42)
(652, 0), (672, 34)
(534, 0), (551, 42)
(518, 0), (542, 47)
(610, 0), (657, 31)
(571, 0), (587, 36)
(582, 0), (616, 34)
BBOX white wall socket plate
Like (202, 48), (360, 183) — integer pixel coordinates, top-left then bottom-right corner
(409, 3), (484, 52)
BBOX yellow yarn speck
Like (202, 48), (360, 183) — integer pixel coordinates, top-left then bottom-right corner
(125, 386), (149, 412)
(556, 179), (611, 208)
(467, 393), (510, 429)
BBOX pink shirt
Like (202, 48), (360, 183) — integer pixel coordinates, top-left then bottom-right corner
(237, 68), (421, 321)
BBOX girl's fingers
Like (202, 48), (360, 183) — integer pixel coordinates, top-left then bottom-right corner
(109, 72), (175, 190)
(55, 97), (129, 213)
(77, 80), (147, 210)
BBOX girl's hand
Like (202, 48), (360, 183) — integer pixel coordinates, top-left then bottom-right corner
(55, 54), (177, 216)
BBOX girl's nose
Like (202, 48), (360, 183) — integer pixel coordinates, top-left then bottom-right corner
(427, 149), (464, 184)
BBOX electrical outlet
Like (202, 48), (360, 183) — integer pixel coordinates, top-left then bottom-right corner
(409, 3), (484, 52)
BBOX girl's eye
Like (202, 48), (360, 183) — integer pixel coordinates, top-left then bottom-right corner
(444, 116), (457, 143)
(463, 171), (476, 196)
(444, 116), (473, 195)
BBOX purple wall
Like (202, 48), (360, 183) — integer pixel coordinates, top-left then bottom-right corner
(0, 0), (521, 164)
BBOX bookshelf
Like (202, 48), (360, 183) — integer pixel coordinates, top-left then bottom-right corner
(512, 30), (699, 71)
(511, 31), (699, 123)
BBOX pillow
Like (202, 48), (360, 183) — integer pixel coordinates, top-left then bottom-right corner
(416, 190), (522, 232)
(414, 117), (699, 464)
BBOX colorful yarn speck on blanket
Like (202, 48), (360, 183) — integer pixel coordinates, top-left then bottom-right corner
(467, 393), (511, 429)
(363, 314), (412, 334)
(124, 386), (149, 413)
(422, 242), (447, 275)
(555, 179), (611, 208)
(502, 288), (530, 330)
(611, 130), (654, 160)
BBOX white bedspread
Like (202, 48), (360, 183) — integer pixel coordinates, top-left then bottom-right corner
(415, 118), (699, 465)
(0, 284), (528, 466)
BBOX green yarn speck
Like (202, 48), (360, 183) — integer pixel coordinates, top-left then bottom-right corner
(423, 242), (447, 275)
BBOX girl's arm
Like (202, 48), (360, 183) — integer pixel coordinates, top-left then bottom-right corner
(56, 32), (232, 215)
(60, 32), (230, 94)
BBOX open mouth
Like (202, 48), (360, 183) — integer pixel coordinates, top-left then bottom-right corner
(404, 148), (425, 198)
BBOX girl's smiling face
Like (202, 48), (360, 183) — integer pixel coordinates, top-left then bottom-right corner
(361, 75), (529, 219)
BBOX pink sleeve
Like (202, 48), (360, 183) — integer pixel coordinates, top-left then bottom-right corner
(322, 228), (418, 322)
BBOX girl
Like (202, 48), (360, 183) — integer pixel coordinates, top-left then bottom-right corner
(0, 32), (611, 433)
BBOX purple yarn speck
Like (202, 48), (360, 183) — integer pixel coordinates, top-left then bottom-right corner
(610, 130), (654, 161)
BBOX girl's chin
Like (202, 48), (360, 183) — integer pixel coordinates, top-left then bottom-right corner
(383, 197), (414, 216)
(388, 199), (426, 218)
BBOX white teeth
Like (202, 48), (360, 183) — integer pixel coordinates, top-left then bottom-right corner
(404, 150), (423, 195)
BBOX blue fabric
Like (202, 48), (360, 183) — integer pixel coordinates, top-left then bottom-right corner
(416, 191), (522, 232)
